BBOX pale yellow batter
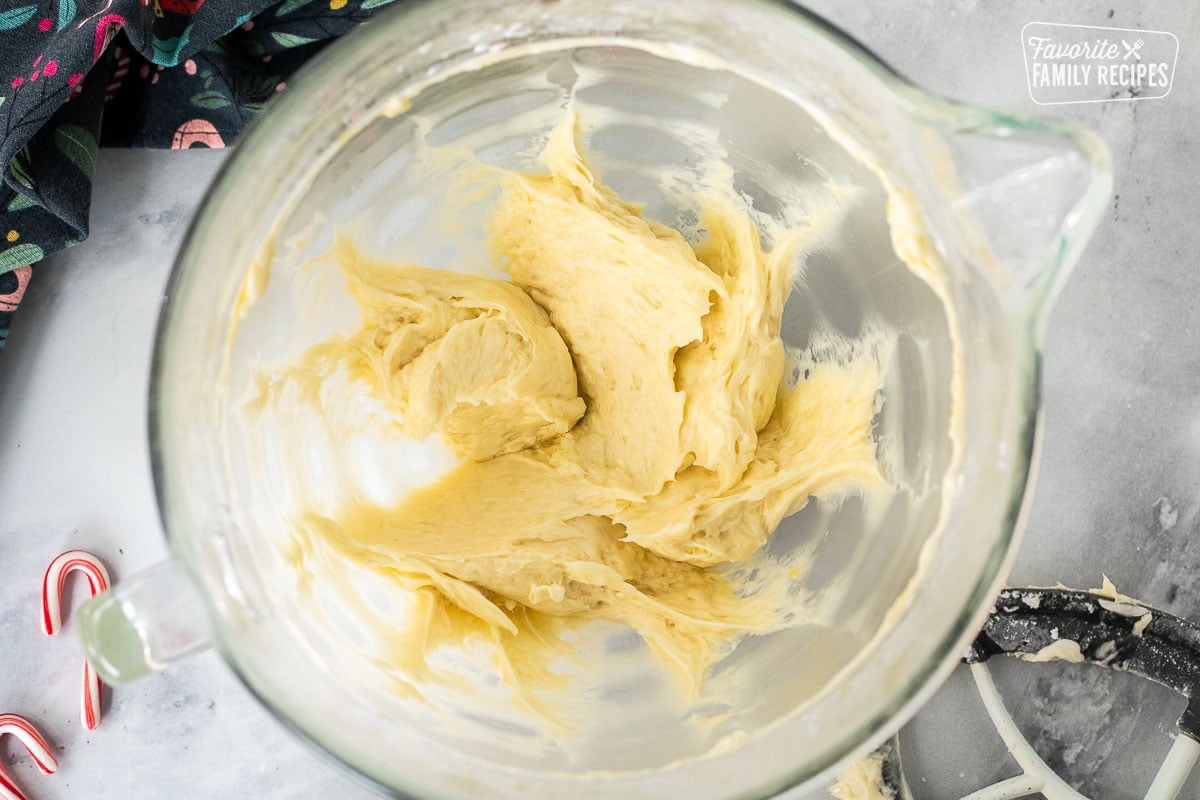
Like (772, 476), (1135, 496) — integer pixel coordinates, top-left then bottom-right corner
(261, 110), (885, 699)
(829, 748), (896, 800)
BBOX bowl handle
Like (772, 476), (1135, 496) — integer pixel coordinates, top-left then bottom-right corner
(77, 560), (210, 685)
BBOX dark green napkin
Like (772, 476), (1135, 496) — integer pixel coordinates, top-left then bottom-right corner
(0, 0), (400, 348)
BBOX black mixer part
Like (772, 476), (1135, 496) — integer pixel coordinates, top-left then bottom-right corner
(966, 587), (1200, 739)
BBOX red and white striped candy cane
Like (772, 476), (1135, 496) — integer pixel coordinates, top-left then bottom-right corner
(0, 714), (57, 800)
(41, 550), (111, 730)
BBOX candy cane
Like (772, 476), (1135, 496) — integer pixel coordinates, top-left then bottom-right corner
(41, 551), (111, 730)
(0, 714), (57, 800)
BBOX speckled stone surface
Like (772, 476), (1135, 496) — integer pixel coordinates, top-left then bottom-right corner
(1, 3), (1196, 798)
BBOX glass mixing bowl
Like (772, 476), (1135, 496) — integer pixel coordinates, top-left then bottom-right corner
(80, 1), (1111, 797)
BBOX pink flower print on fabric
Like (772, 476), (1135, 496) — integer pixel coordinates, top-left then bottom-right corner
(93, 14), (126, 63)
(171, 119), (225, 150)
(0, 267), (32, 313)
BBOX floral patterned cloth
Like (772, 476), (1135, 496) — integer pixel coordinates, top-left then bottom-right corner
(0, 0), (399, 349)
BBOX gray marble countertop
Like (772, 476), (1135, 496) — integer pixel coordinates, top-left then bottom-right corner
(2, 2), (1197, 799)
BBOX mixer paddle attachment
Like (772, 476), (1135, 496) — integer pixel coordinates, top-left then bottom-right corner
(859, 587), (1200, 800)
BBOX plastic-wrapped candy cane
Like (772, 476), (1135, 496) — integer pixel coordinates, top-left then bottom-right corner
(0, 714), (57, 800)
(41, 550), (111, 730)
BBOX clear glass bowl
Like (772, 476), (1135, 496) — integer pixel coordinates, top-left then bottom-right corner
(81, 1), (1111, 797)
